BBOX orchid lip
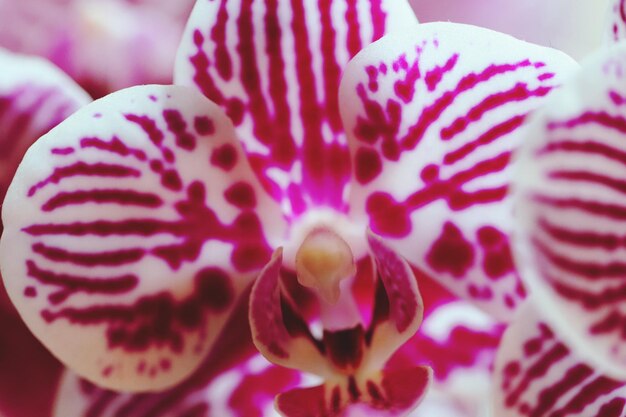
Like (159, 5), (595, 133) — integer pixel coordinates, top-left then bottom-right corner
(250, 227), (430, 415)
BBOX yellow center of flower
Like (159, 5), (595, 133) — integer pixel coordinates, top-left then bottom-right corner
(295, 227), (356, 305)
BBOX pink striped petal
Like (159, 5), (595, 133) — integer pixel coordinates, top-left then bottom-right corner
(0, 84), (286, 391)
(0, 49), (90, 313)
(174, 0), (418, 217)
(493, 300), (626, 417)
(609, 0), (626, 44)
(339, 22), (579, 320)
(515, 42), (626, 379)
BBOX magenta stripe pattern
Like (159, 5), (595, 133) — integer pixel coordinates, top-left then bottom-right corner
(339, 23), (579, 320)
(0, 85), (286, 392)
(494, 301), (626, 417)
(0, 50), (90, 312)
(175, 0), (418, 218)
(515, 43), (626, 379)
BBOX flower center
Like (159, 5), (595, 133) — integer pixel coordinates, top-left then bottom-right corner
(295, 227), (356, 305)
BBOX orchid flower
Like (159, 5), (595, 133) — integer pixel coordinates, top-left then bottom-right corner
(0, 0), (195, 98)
(0, 1), (581, 416)
(491, 1), (626, 415)
(410, 0), (611, 61)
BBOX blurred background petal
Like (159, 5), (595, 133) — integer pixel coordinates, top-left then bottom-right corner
(0, 0), (195, 97)
(410, 0), (610, 60)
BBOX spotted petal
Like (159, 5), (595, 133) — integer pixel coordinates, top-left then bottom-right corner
(493, 299), (626, 417)
(174, 0), (418, 217)
(0, 48), (90, 313)
(339, 22), (579, 320)
(515, 42), (626, 379)
(0, 84), (287, 391)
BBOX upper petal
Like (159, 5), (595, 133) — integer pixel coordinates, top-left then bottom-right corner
(174, 0), (418, 217)
(493, 299), (626, 417)
(515, 42), (626, 379)
(339, 22), (578, 320)
(0, 84), (286, 391)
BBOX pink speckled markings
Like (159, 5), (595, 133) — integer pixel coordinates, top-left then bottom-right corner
(0, 85), (286, 392)
(0, 48), (90, 313)
(51, 293), (305, 417)
(250, 231), (432, 416)
(174, 0), (418, 217)
(609, 0), (626, 43)
(515, 43), (626, 380)
(339, 23), (578, 320)
(493, 300), (626, 417)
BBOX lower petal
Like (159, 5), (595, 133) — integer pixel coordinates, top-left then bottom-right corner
(493, 299), (626, 417)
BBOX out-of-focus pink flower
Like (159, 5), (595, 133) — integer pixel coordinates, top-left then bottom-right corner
(0, 0), (195, 98)
(410, 0), (611, 61)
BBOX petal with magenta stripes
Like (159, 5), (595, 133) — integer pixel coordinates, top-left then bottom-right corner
(0, 85), (286, 391)
(515, 42), (626, 379)
(0, 48), (90, 314)
(340, 22), (579, 320)
(0, 48), (90, 207)
(493, 300), (626, 417)
(174, 0), (418, 217)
